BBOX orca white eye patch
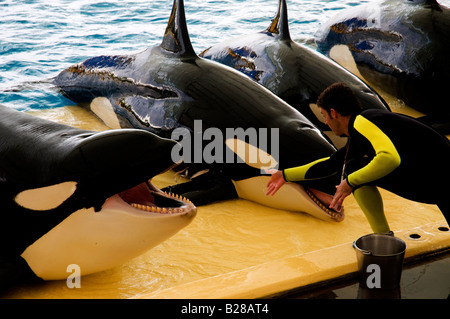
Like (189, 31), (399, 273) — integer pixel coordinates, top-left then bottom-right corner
(15, 181), (77, 211)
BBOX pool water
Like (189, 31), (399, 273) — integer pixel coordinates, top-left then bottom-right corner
(0, 0), (394, 110)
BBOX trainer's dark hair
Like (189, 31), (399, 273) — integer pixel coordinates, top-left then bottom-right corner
(317, 82), (362, 116)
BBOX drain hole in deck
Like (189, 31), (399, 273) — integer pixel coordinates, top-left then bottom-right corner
(438, 226), (449, 232)
(409, 233), (421, 240)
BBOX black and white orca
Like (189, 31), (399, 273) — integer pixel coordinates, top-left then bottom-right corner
(54, 0), (346, 224)
(0, 104), (196, 288)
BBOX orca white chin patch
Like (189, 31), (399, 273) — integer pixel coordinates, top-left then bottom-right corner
(233, 176), (344, 222)
(21, 193), (197, 280)
(329, 44), (363, 78)
(15, 181), (77, 211)
(225, 138), (278, 170)
(90, 97), (122, 129)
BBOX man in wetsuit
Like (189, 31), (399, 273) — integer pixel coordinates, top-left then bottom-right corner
(266, 82), (450, 233)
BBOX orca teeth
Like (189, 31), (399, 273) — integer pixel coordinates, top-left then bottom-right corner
(305, 189), (344, 221)
(131, 191), (192, 214)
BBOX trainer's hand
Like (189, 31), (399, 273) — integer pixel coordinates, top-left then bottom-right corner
(265, 169), (285, 196)
(329, 179), (353, 212)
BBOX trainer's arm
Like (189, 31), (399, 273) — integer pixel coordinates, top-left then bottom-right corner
(347, 115), (401, 188)
(266, 148), (344, 196)
(283, 146), (346, 182)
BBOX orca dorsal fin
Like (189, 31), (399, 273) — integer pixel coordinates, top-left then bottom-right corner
(160, 0), (197, 58)
(266, 0), (291, 41)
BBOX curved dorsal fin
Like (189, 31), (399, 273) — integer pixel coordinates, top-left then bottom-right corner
(160, 0), (197, 58)
(266, 0), (291, 40)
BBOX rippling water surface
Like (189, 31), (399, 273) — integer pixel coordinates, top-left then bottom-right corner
(2, 0), (449, 110)
(1, 0), (377, 110)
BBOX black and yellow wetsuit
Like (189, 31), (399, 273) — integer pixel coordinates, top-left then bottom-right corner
(283, 109), (450, 230)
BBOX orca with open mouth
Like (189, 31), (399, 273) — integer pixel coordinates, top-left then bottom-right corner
(0, 104), (196, 288)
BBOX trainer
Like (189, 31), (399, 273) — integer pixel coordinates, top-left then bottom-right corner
(266, 82), (450, 232)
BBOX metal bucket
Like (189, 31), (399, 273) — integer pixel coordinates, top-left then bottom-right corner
(353, 233), (406, 290)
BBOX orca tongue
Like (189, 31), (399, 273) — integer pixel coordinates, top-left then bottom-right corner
(119, 182), (156, 207)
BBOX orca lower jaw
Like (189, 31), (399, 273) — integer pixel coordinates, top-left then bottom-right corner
(305, 187), (344, 222)
(118, 180), (195, 215)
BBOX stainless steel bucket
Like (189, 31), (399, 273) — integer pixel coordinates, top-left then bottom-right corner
(353, 233), (406, 290)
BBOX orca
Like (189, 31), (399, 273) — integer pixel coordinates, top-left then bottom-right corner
(54, 0), (345, 223)
(199, 0), (390, 146)
(0, 104), (196, 288)
(315, 0), (450, 133)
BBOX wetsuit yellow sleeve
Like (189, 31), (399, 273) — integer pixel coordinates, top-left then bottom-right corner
(283, 157), (331, 182)
(347, 115), (401, 188)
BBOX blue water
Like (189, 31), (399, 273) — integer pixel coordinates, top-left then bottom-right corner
(1, 0), (449, 111)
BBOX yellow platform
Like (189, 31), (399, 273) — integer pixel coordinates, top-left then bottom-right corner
(2, 75), (449, 299)
(133, 218), (450, 299)
(3, 167), (449, 298)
